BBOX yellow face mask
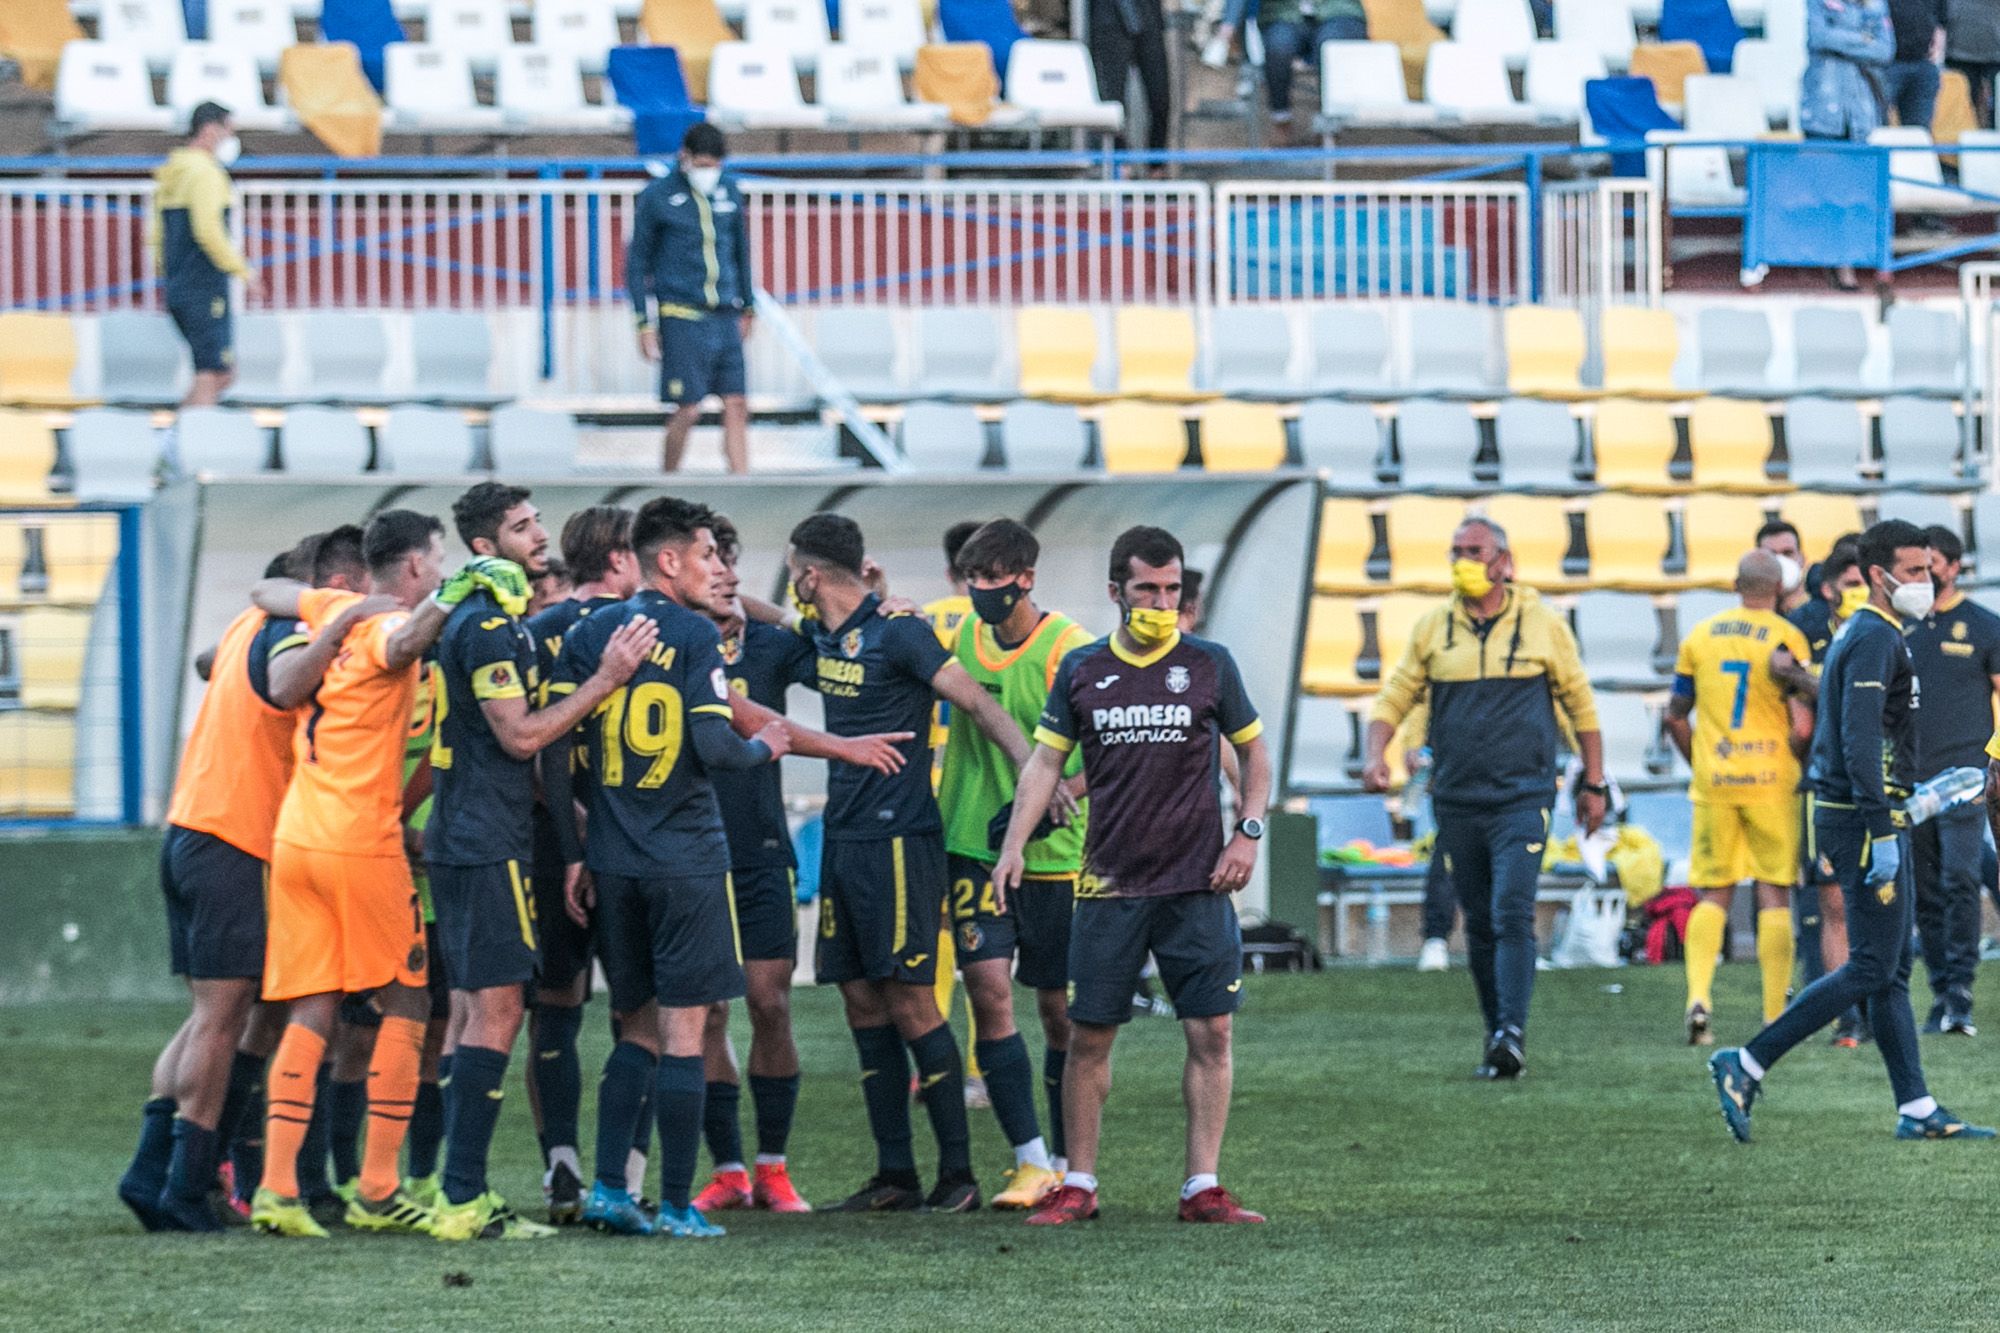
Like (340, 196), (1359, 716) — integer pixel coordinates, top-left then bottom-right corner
(1123, 605), (1180, 648)
(1837, 584), (1870, 620)
(1450, 559), (1494, 601)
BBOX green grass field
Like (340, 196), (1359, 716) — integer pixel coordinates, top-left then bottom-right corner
(8, 962), (2000, 1331)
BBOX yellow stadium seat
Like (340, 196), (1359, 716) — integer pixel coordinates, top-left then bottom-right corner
(1504, 307), (1588, 398)
(1780, 492), (1864, 563)
(1116, 307), (1210, 400)
(1480, 495), (1572, 587)
(0, 710), (74, 815)
(1600, 307), (1680, 397)
(641, 0), (737, 99)
(0, 313), (77, 405)
(1302, 597), (1366, 695)
(1384, 494), (1465, 588)
(1687, 398), (1776, 490)
(1933, 69), (1976, 147)
(0, 520), (27, 601)
(0, 0), (83, 92)
(1628, 41), (1707, 112)
(0, 410), (57, 502)
(1682, 494), (1771, 586)
(1372, 593), (1433, 676)
(1584, 493), (1672, 588)
(1315, 497), (1376, 592)
(280, 43), (384, 159)
(1096, 401), (1187, 473)
(1199, 400), (1287, 470)
(34, 516), (118, 604)
(1361, 0), (1444, 99)
(18, 605), (90, 710)
(1591, 399), (1677, 489)
(1018, 307), (1102, 400)
(914, 43), (1004, 126)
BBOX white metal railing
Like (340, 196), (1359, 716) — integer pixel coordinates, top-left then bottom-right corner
(1542, 178), (1662, 313)
(0, 180), (159, 311)
(1959, 260), (2000, 489)
(1213, 181), (1531, 304)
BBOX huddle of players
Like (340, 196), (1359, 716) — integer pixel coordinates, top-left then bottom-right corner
(122, 481), (1271, 1239)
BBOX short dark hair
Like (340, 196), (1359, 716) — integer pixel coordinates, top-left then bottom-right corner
(1754, 520), (1800, 547)
(1182, 568), (1206, 607)
(683, 122), (726, 159)
(943, 520), (983, 573)
(188, 101), (231, 137)
(363, 509), (444, 575)
(790, 512), (865, 577)
(710, 512), (741, 565)
(560, 505), (634, 584)
(263, 551), (296, 580)
(1858, 519), (1928, 581)
(1819, 548), (1860, 597)
(955, 519), (1038, 579)
(1829, 533), (1861, 561)
(310, 524), (367, 588)
(632, 496), (717, 568)
(1924, 524), (1964, 564)
(537, 558), (570, 585)
(452, 482), (531, 552)
(1109, 525), (1184, 584)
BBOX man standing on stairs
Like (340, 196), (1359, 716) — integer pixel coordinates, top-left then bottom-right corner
(150, 102), (261, 408)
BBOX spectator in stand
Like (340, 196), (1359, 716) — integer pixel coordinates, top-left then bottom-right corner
(1947, 0), (2000, 126)
(150, 102), (261, 408)
(1885, 0), (1947, 131)
(1213, 0), (1367, 146)
(1802, 0), (1894, 289)
(1090, 0), (1173, 161)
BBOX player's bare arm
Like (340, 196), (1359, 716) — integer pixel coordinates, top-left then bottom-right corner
(479, 616), (659, 760)
(266, 594), (399, 709)
(1360, 718), (1397, 793)
(1574, 730), (1608, 833)
(726, 689), (911, 774)
(1769, 644), (1818, 702)
(1664, 692), (1695, 764)
(931, 658), (1079, 825)
(382, 599), (450, 671)
(992, 742), (1067, 908)
(1787, 697), (1814, 759)
(1211, 734), (1272, 893)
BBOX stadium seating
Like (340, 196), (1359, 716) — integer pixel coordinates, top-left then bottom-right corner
(279, 405), (373, 473)
(96, 0), (186, 70)
(642, 0), (736, 98)
(1730, 36), (1800, 127)
(497, 47), (629, 131)
(1886, 305), (1960, 394)
(279, 41), (386, 157)
(1693, 307), (1772, 394)
(1791, 306), (1869, 396)
(55, 40), (178, 133)
(1370, 592), (1431, 677)
(1423, 42), (1538, 123)
(1590, 399), (1676, 489)
(1584, 492), (1671, 588)
(1408, 304), (1500, 395)
(1016, 307), (1101, 400)
(1382, 494), (1462, 585)
(299, 312), (391, 401)
(1494, 398), (1581, 488)
(0, 413), (58, 502)
(1004, 40), (1123, 135)
(898, 401), (986, 471)
(209, 0), (300, 74)
(1197, 400), (1287, 470)
(815, 308), (900, 401)
(1302, 596), (1365, 694)
(1554, 0), (1635, 70)
(532, 0), (621, 73)
(0, 315), (78, 405)
(744, 0), (831, 69)
(1114, 308), (1206, 401)
(67, 410), (158, 502)
(1600, 307), (1680, 396)
(409, 312), (497, 403)
(487, 404), (581, 473)
(1686, 398), (1773, 489)
(176, 407), (271, 474)
(37, 515), (120, 602)
(1524, 41), (1606, 121)
(1878, 397), (1963, 488)
(1317, 41), (1440, 130)
(1682, 493), (1766, 583)
(999, 399), (1086, 469)
(1628, 40), (1706, 114)
(706, 42), (830, 130)
(423, 0), (514, 71)
(1298, 400), (1385, 479)
(167, 44), (293, 131)
(1395, 400), (1480, 488)
(840, 0), (927, 66)
(1315, 497), (1375, 592)
(1309, 307), (1394, 395)
(1096, 401), (1187, 473)
(384, 43), (507, 133)
(1778, 491), (1862, 560)
(97, 313), (183, 405)
(818, 44), (952, 131)
(229, 314), (290, 402)
(1572, 590), (1662, 687)
(19, 606), (92, 711)
(1207, 307), (1295, 397)
(378, 405), (477, 472)
(1481, 494), (1570, 586)
(914, 309), (1013, 399)
(1503, 306), (1587, 398)
(1877, 490), (1956, 534)
(1781, 398), (1866, 488)
(1871, 128), (1961, 213)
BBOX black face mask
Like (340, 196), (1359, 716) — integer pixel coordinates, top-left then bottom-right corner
(968, 581), (1024, 625)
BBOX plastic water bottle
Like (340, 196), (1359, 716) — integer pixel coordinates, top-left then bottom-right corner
(1903, 766), (1987, 827)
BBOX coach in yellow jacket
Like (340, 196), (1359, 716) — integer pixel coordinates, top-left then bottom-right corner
(1363, 516), (1605, 1080)
(149, 101), (259, 407)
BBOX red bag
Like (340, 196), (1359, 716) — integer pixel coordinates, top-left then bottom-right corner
(1643, 886), (1699, 965)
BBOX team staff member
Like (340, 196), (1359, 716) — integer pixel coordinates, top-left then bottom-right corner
(996, 525), (1272, 1227)
(1906, 526), (2000, 1036)
(628, 123), (753, 475)
(149, 101), (260, 407)
(1712, 520), (1992, 1143)
(1665, 552), (1814, 1047)
(1362, 517), (1605, 1080)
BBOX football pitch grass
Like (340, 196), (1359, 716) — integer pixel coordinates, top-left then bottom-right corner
(8, 962), (2000, 1331)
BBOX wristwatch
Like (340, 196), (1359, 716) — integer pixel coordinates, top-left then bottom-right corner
(1236, 817), (1266, 840)
(1579, 781), (1610, 799)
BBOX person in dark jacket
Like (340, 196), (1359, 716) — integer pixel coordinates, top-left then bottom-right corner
(1884, 0), (1946, 131)
(1710, 520), (1993, 1144)
(1947, 0), (2000, 125)
(626, 122), (754, 474)
(150, 102), (261, 407)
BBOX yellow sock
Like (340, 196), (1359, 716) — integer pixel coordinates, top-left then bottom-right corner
(933, 923), (956, 1023)
(1684, 900), (1727, 1011)
(1756, 907), (1795, 1024)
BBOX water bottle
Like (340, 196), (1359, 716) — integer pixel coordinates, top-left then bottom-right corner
(1903, 766), (1987, 827)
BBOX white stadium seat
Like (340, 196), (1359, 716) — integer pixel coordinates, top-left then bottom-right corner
(208, 0), (299, 74)
(1959, 129), (2000, 203)
(167, 44), (292, 132)
(497, 46), (628, 130)
(1005, 39), (1124, 133)
(1523, 41), (1603, 121)
(743, 0), (833, 69)
(1871, 127), (1967, 212)
(1683, 73), (1770, 137)
(817, 44), (950, 130)
(1554, 0), (1635, 71)
(96, 0), (186, 71)
(1450, 0), (1535, 71)
(1318, 41), (1440, 127)
(385, 44), (507, 134)
(55, 41), (177, 133)
(423, 0), (515, 70)
(1423, 42), (1537, 123)
(1646, 129), (1745, 208)
(705, 42), (831, 130)
(1732, 38), (1802, 129)
(837, 0), (927, 66)
(531, 0), (621, 74)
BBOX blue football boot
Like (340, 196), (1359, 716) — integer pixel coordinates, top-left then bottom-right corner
(581, 1181), (655, 1236)
(1709, 1048), (1760, 1143)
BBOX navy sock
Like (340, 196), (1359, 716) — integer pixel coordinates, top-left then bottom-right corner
(406, 1079), (444, 1179)
(326, 1078), (367, 1185)
(119, 1096), (177, 1225)
(748, 1073), (800, 1159)
(1043, 1046), (1068, 1161)
(163, 1118), (220, 1210)
(653, 1055), (706, 1211)
(974, 1034), (1041, 1150)
(296, 1067), (333, 1200)
(216, 1052), (265, 1162)
(851, 1025), (916, 1181)
(909, 1024), (972, 1178)
(441, 1046), (510, 1207)
(704, 1080), (743, 1168)
(594, 1041), (657, 1190)
(633, 1082), (655, 1163)
(228, 1079), (263, 1205)
(530, 1003), (584, 1159)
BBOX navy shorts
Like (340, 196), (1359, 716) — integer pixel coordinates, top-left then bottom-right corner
(424, 921), (450, 1018)
(947, 853), (1075, 992)
(167, 291), (234, 374)
(816, 833), (948, 987)
(594, 870), (745, 1012)
(659, 312), (746, 405)
(1068, 892), (1243, 1027)
(532, 807), (593, 993)
(429, 859), (540, 993)
(732, 864), (799, 963)
(160, 823), (266, 980)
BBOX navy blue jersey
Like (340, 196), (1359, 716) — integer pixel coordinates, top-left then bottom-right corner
(246, 614), (309, 710)
(528, 594), (626, 699)
(1807, 604), (1919, 839)
(426, 590), (541, 867)
(1035, 633), (1261, 898)
(1787, 597), (1836, 666)
(807, 594), (952, 841)
(1905, 591), (2000, 776)
(715, 619), (815, 870)
(552, 589), (736, 876)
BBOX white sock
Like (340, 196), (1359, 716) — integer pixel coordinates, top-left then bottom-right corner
(1063, 1170), (1098, 1192)
(754, 1153), (786, 1167)
(1014, 1137), (1053, 1171)
(625, 1149), (648, 1197)
(1181, 1172), (1218, 1200)
(715, 1160), (745, 1176)
(1900, 1096), (1939, 1120)
(1052, 1156), (1068, 1176)
(547, 1144), (580, 1176)
(1736, 1049), (1766, 1081)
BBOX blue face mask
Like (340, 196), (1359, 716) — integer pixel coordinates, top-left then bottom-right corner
(968, 581), (1024, 625)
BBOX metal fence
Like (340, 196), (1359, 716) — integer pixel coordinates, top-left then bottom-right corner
(1542, 178), (1663, 313)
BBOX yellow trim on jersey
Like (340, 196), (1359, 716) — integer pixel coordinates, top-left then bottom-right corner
(471, 659), (527, 701)
(1109, 630), (1180, 669)
(269, 632), (309, 657)
(547, 681), (577, 697)
(1986, 730), (2000, 763)
(1033, 725), (1075, 753)
(890, 837), (908, 952)
(972, 613), (1059, 673)
(725, 872), (743, 964)
(1227, 718), (1264, 745)
(691, 703), (733, 718)
(506, 860), (536, 950)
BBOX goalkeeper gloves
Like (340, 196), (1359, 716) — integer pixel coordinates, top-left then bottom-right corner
(435, 556), (531, 617)
(1864, 833), (1901, 890)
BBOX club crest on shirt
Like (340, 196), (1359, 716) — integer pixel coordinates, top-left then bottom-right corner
(718, 633), (743, 665)
(958, 921), (983, 953)
(1165, 665), (1190, 694)
(841, 627), (865, 659)
(1953, 620), (1968, 641)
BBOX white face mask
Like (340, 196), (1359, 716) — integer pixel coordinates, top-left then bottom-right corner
(1774, 554), (1803, 594)
(686, 165), (722, 195)
(1886, 572), (1935, 621)
(214, 134), (242, 166)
